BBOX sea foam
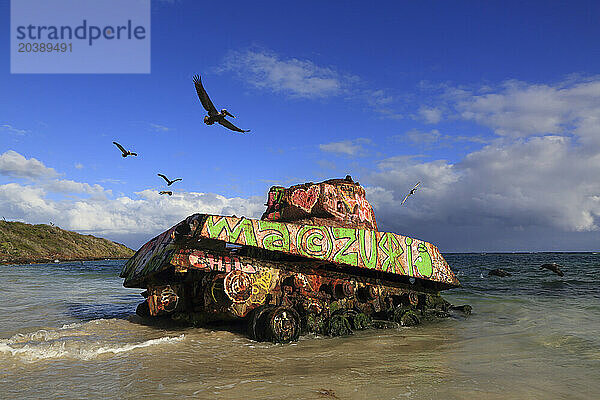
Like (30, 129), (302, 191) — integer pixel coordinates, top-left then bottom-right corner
(0, 319), (185, 362)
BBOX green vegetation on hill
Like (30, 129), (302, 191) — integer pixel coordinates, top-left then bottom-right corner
(0, 221), (134, 264)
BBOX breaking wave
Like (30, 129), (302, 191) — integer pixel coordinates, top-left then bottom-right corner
(0, 319), (185, 362)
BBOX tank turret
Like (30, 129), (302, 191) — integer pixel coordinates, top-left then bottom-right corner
(262, 175), (377, 230)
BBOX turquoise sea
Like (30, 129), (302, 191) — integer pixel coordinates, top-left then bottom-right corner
(1, 253), (599, 399)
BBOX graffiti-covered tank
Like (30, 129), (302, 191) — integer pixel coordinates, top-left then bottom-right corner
(120, 176), (468, 343)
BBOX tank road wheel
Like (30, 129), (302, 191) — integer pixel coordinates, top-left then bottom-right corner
(304, 313), (326, 335)
(391, 307), (421, 327)
(326, 313), (353, 337)
(399, 310), (420, 327)
(263, 307), (300, 344)
(350, 312), (371, 330)
(247, 305), (276, 341)
(136, 300), (150, 317)
(345, 310), (371, 330)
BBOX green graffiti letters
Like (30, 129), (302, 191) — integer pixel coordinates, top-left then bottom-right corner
(332, 227), (358, 265)
(358, 230), (377, 269)
(205, 216), (258, 247)
(405, 237), (414, 276)
(258, 220), (290, 252)
(379, 232), (404, 274)
(195, 214), (452, 284)
(414, 243), (433, 277)
(296, 225), (333, 260)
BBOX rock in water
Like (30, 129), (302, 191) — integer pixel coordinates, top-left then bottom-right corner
(488, 268), (511, 277)
(540, 263), (565, 277)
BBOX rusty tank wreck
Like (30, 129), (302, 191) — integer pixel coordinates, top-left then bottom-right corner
(120, 176), (467, 343)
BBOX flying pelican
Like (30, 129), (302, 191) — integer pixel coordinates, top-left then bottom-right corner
(159, 191), (173, 196)
(157, 174), (182, 186)
(113, 142), (137, 157)
(193, 74), (251, 133)
(401, 181), (421, 205)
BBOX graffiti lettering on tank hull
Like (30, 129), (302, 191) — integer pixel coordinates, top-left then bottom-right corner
(170, 248), (257, 274)
(198, 215), (457, 286)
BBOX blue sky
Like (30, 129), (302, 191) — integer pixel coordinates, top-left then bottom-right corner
(1, 0), (600, 251)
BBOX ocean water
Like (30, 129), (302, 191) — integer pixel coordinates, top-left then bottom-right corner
(0, 254), (599, 399)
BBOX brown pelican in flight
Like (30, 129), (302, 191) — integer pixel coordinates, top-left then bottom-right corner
(159, 191), (173, 196)
(157, 174), (182, 186)
(193, 74), (251, 133)
(113, 142), (137, 157)
(401, 181), (421, 205)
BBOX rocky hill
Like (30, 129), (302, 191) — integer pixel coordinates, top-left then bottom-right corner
(0, 221), (134, 264)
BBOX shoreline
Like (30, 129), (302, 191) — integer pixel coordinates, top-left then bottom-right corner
(1, 256), (130, 266)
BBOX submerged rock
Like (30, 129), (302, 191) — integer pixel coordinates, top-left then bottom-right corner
(489, 268), (512, 277)
(540, 263), (565, 277)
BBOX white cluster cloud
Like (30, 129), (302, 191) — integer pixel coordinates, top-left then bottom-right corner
(0, 182), (264, 247)
(319, 138), (371, 156)
(368, 134), (600, 248)
(418, 106), (442, 124)
(43, 179), (109, 196)
(453, 77), (600, 146)
(359, 77), (600, 250)
(221, 49), (349, 98)
(0, 150), (264, 248)
(394, 129), (488, 146)
(219, 49), (402, 119)
(0, 150), (58, 179)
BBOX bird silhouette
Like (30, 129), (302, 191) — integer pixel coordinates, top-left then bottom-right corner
(159, 191), (173, 196)
(113, 142), (137, 157)
(157, 174), (182, 186)
(401, 181), (421, 205)
(193, 74), (251, 133)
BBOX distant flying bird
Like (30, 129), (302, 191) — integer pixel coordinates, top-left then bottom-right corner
(157, 174), (182, 186)
(401, 181), (421, 205)
(193, 74), (251, 133)
(159, 191), (173, 196)
(540, 263), (565, 277)
(113, 142), (137, 157)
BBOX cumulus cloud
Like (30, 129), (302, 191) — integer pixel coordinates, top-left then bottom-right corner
(319, 138), (371, 156)
(418, 106), (442, 124)
(393, 129), (489, 146)
(361, 75), (600, 250)
(221, 49), (351, 98)
(0, 150), (58, 179)
(367, 135), (600, 250)
(42, 179), (110, 197)
(0, 183), (264, 248)
(451, 77), (600, 147)
(0, 150), (264, 248)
